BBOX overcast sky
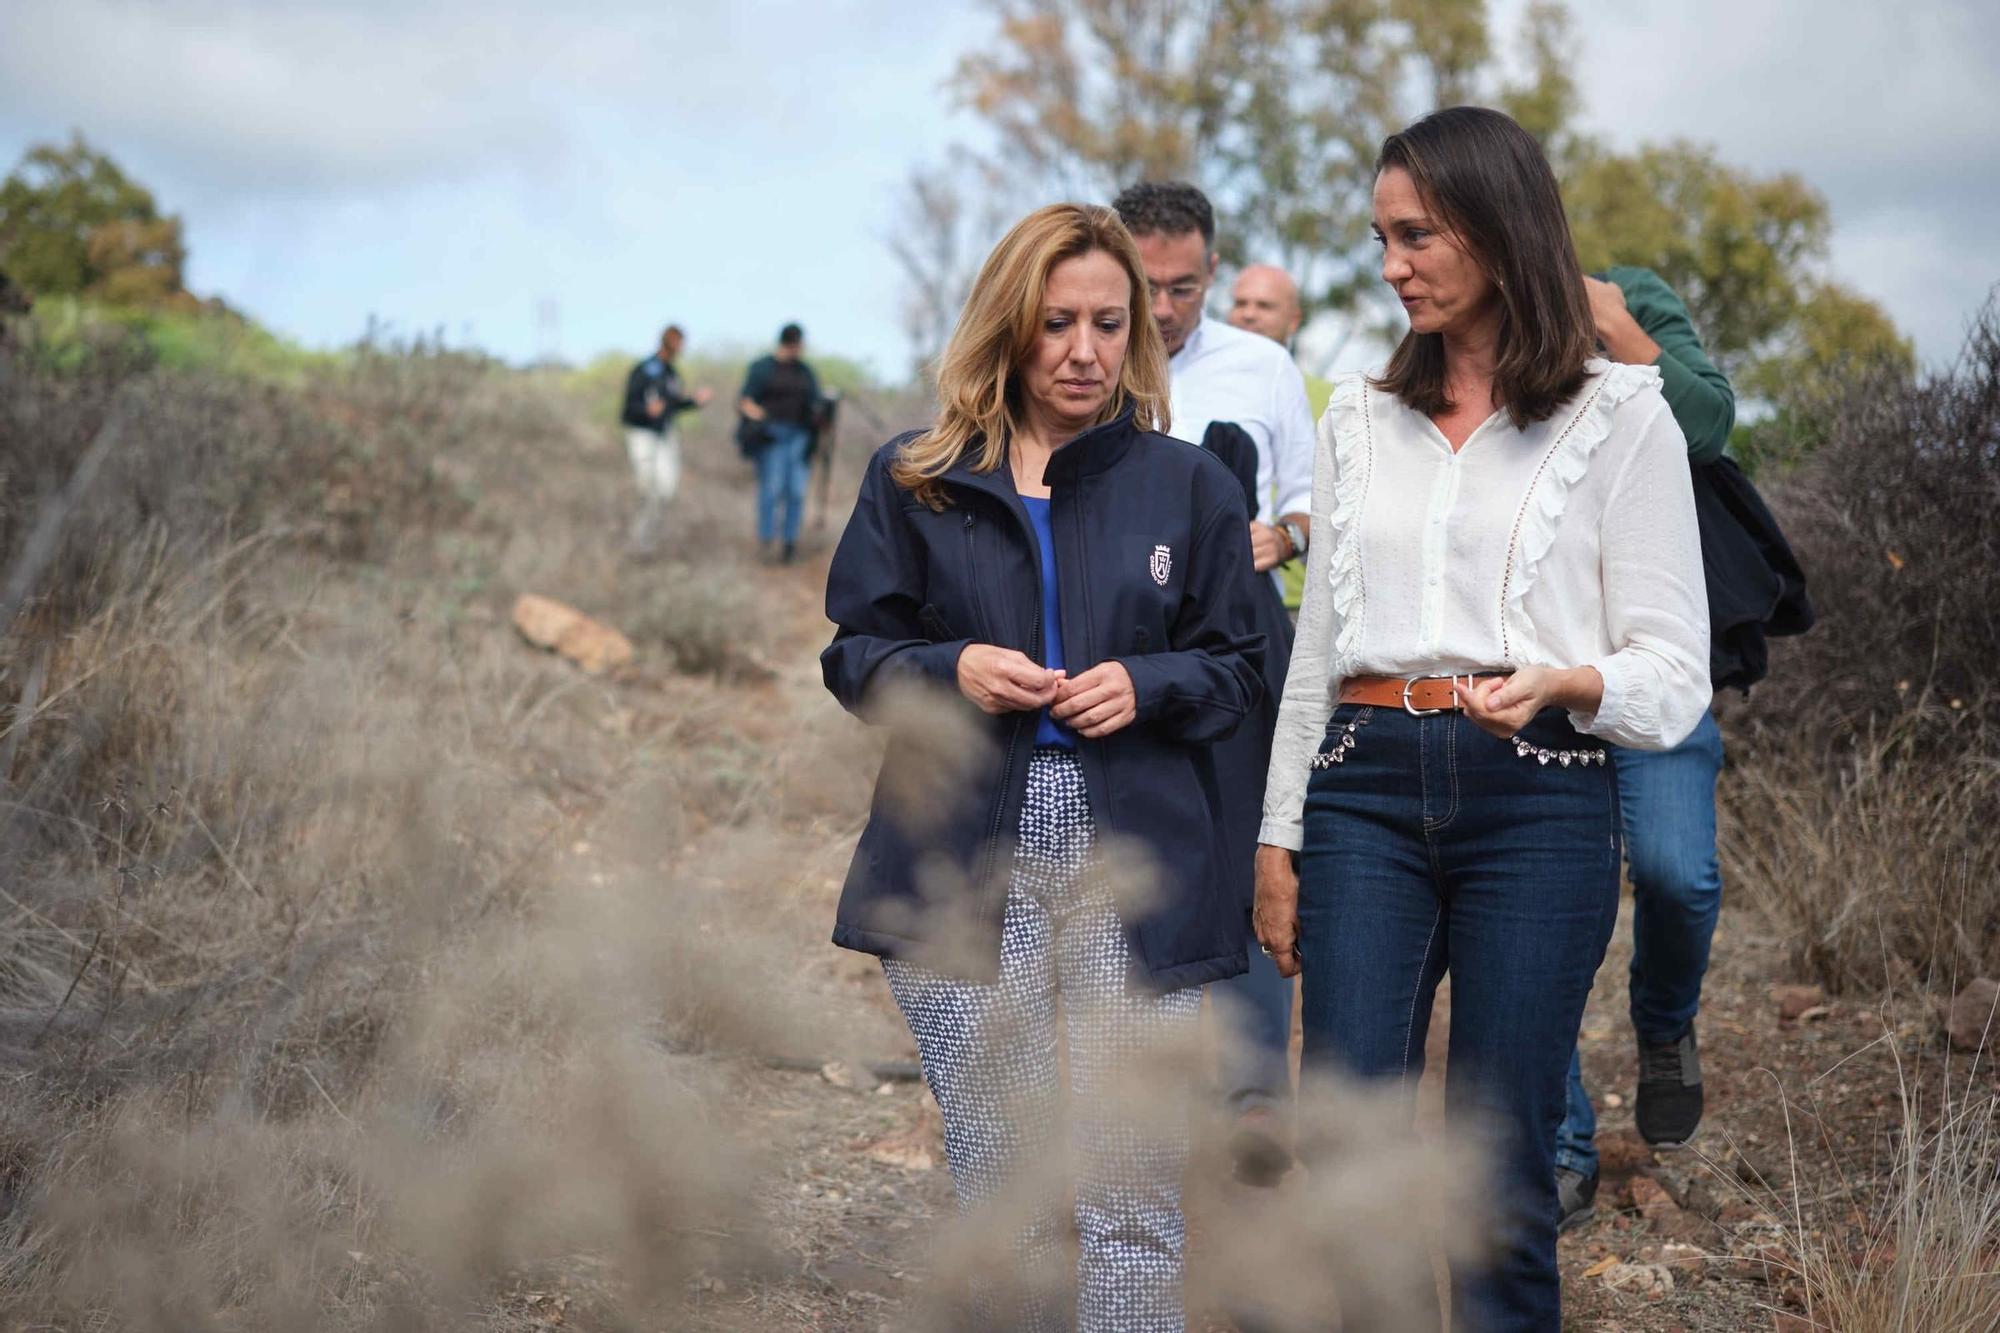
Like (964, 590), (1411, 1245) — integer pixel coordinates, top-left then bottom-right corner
(2, 1), (1993, 380)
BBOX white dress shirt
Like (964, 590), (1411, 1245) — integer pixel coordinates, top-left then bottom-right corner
(1259, 359), (1711, 851)
(1167, 317), (1316, 524)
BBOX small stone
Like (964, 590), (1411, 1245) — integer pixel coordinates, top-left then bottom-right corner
(1629, 1175), (1678, 1225)
(1772, 983), (1827, 1021)
(821, 1060), (858, 1089)
(1944, 978), (1998, 1052)
(1601, 1261), (1674, 1298)
(1732, 1146), (1777, 1186)
(512, 593), (634, 676)
(1604, 1092), (1625, 1109)
(1598, 1130), (1652, 1173)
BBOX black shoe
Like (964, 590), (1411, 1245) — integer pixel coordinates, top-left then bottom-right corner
(781, 541), (798, 564)
(1635, 1027), (1703, 1147)
(1556, 1165), (1598, 1233)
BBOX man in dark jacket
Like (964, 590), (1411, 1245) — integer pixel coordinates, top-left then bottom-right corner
(737, 323), (822, 564)
(1557, 267), (1747, 1229)
(621, 324), (710, 554)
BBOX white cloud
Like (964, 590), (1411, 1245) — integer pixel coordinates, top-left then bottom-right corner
(1549, 0), (2000, 366)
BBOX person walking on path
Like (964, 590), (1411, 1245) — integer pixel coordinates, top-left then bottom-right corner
(620, 324), (710, 554)
(1228, 262), (1335, 616)
(1554, 265), (1811, 1229)
(1113, 181), (1313, 1185)
(738, 323), (822, 564)
(822, 202), (1265, 1331)
(1254, 107), (1711, 1329)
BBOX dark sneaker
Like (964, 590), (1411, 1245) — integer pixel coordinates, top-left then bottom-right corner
(781, 540), (798, 565)
(1556, 1165), (1598, 1233)
(1228, 1106), (1293, 1187)
(1635, 1027), (1703, 1147)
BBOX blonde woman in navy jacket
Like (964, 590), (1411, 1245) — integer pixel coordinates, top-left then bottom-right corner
(822, 203), (1264, 1331)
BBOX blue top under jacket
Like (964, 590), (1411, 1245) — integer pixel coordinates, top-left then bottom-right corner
(1020, 495), (1073, 749)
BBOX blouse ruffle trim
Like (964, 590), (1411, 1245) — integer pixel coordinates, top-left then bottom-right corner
(1505, 358), (1663, 662)
(1322, 374), (1373, 675)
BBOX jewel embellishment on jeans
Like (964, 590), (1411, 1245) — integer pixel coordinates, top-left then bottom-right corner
(1510, 736), (1608, 767)
(1150, 543), (1172, 586)
(1309, 710), (1371, 769)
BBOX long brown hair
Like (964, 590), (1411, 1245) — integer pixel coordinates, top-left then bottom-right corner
(1371, 106), (1594, 428)
(891, 204), (1170, 508)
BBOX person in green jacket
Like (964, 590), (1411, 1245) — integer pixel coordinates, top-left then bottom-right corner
(1556, 266), (1736, 1231)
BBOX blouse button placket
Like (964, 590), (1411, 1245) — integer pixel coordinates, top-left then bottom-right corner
(1416, 449), (1461, 656)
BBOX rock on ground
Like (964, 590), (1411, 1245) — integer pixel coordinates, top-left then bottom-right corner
(512, 592), (634, 675)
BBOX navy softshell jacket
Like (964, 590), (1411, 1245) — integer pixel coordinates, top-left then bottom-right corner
(821, 411), (1267, 990)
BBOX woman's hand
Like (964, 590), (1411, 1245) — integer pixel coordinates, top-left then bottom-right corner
(1050, 661), (1138, 738)
(956, 644), (1063, 715)
(1253, 845), (1302, 978)
(1457, 666), (1604, 740)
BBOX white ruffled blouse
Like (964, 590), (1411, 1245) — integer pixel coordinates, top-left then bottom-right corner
(1259, 359), (1711, 851)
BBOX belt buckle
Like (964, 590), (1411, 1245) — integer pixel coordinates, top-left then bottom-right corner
(1402, 675), (1445, 717)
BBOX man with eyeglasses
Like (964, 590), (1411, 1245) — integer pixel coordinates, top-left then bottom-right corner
(1113, 181), (1315, 1187)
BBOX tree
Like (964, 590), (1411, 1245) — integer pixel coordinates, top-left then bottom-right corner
(945, 1), (1464, 305)
(885, 156), (1015, 381)
(1564, 141), (1831, 375)
(914, 0), (1909, 397)
(0, 133), (188, 306)
(922, 0), (1608, 366)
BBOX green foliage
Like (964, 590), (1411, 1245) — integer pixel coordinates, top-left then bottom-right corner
(18, 296), (332, 382)
(1730, 282), (1917, 475)
(1495, 0), (1578, 144)
(1564, 139), (1834, 374)
(0, 133), (188, 307)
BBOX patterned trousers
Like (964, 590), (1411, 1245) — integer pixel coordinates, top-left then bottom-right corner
(885, 749), (1202, 1332)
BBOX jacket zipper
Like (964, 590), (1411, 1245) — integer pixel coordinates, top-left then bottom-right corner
(1068, 489), (1116, 831)
(961, 512), (991, 643)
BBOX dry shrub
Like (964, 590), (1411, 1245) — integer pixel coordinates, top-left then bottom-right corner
(0, 342), (826, 1328)
(1721, 296), (2000, 990)
(627, 563), (764, 679)
(1705, 1031), (2000, 1332)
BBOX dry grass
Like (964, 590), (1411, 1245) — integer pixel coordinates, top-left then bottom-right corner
(1720, 298), (2000, 992)
(0, 334), (855, 1328)
(1693, 1027), (2000, 1332)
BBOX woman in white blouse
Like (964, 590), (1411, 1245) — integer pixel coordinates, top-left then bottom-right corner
(1253, 107), (1709, 1331)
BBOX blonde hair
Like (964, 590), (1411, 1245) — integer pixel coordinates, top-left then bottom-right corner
(892, 203), (1170, 508)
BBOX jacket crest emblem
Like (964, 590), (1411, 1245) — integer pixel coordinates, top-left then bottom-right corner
(1149, 544), (1172, 586)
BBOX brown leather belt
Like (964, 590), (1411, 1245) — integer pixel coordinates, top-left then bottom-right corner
(1339, 672), (1510, 715)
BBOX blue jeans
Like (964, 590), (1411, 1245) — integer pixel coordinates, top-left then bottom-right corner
(1297, 705), (1620, 1332)
(756, 422), (811, 546)
(1554, 710), (1724, 1177)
